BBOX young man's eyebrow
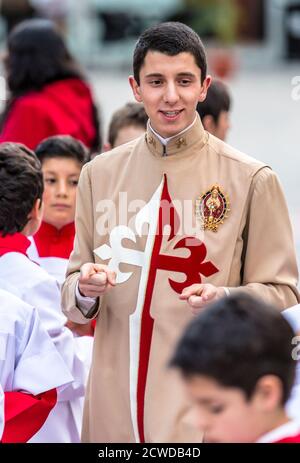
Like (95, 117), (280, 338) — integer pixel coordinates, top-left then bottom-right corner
(145, 72), (197, 79)
(145, 73), (164, 78)
(177, 72), (196, 78)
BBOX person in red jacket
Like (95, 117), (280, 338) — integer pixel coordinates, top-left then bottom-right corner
(0, 18), (102, 153)
(171, 293), (300, 443)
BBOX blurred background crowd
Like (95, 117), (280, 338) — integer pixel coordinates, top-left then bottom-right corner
(0, 0), (299, 263)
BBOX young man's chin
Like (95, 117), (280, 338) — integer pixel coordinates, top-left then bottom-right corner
(156, 123), (186, 139)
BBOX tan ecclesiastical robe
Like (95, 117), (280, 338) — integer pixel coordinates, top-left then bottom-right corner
(62, 115), (299, 443)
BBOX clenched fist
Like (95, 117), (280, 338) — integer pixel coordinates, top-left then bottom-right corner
(78, 263), (116, 298)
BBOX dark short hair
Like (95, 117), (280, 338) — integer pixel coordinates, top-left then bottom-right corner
(133, 22), (207, 84)
(35, 135), (89, 165)
(197, 80), (231, 124)
(170, 294), (296, 405)
(108, 102), (148, 147)
(0, 142), (43, 236)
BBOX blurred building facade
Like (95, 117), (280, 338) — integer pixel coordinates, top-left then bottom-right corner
(0, 1), (299, 66)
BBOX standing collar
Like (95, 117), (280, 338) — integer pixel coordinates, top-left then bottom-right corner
(149, 115), (197, 146)
(145, 113), (207, 157)
(37, 221), (75, 239)
(0, 232), (31, 257)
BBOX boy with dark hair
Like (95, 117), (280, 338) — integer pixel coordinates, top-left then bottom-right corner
(0, 142), (91, 442)
(27, 135), (89, 283)
(0, 143), (44, 236)
(196, 79), (231, 141)
(133, 21), (207, 86)
(170, 293), (300, 443)
(104, 102), (148, 150)
(62, 22), (298, 442)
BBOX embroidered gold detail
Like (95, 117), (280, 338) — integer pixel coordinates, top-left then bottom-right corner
(148, 135), (156, 147)
(176, 137), (187, 149)
(195, 184), (230, 232)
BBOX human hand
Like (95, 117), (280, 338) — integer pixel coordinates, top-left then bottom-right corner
(78, 263), (116, 298)
(179, 283), (225, 315)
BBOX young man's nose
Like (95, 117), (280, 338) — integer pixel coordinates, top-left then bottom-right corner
(163, 83), (179, 105)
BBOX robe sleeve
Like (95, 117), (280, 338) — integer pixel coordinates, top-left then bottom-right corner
(12, 307), (73, 395)
(62, 163), (100, 323)
(21, 280), (89, 402)
(228, 167), (299, 309)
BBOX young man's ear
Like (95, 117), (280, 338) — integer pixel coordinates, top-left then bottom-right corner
(129, 76), (142, 103)
(253, 375), (283, 412)
(198, 75), (212, 103)
(23, 198), (43, 236)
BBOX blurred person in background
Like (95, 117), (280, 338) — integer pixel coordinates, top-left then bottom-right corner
(103, 102), (148, 151)
(0, 18), (102, 153)
(170, 293), (300, 443)
(196, 79), (231, 142)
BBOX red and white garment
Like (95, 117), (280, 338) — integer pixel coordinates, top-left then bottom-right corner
(0, 233), (93, 442)
(0, 287), (72, 442)
(257, 420), (300, 443)
(28, 221), (75, 284)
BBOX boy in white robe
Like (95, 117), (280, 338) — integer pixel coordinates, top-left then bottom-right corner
(0, 143), (92, 442)
(0, 286), (72, 442)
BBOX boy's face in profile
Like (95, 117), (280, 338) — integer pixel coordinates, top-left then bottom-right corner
(185, 375), (281, 443)
(203, 110), (231, 142)
(114, 124), (146, 148)
(42, 157), (81, 230)
(130, 51), (210, 139)
(214, 110), (230, 141)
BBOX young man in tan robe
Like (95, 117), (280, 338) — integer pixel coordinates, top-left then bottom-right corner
(62, 22), (299, 443)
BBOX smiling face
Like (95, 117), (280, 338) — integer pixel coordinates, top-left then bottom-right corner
(130, 51), (211, 138)
(42, 157), (81, 230)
